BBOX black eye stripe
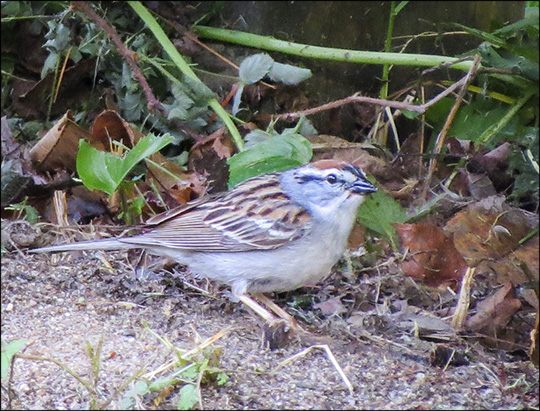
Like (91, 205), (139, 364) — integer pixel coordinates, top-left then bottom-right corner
(295, 166), (369, 187)
(296, 174), (329, 184)
(296, 171), (346, 184)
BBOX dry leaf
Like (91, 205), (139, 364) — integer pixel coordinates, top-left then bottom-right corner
(189, 127), (235, 193)
(445, 197), (539, 290)
(466, 282), (521, 333)
(29, 110), (92, 173)
(314, 297), (346, 316)
(90, 109), (141, 148)
(395, 222), (468, 290)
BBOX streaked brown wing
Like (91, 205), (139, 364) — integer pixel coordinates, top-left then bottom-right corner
(121, 174), (312, 252)
(144, 195), (212, 225)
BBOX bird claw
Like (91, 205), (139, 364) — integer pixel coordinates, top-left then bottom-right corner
(262, 318), (294, 349)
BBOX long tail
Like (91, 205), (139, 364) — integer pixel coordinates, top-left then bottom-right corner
(29, 238), (134, 253)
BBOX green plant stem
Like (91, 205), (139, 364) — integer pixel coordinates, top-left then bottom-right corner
(127, 2), (244, 151)
(192, 26), (477, 71)
(16, 354), (97, 395)
(476, 87), (537, 146)
(380, 1), (396, 100)
(375, 1), (400, 145)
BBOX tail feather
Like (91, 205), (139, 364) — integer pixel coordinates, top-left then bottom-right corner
(30, 238), (133, 253)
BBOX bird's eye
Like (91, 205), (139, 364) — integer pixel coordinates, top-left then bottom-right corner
(326, 174), (338, 184)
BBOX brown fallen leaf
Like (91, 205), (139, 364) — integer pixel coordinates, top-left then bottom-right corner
(444, 196), (537, 266)
(90, 109), (140, 148)
(29, 110), (92, 173)
(530, 308), (539, 366)
(466, 282), (522, 333)
(395, 222), (468, 290)
(189, 127), (235, 193)
(445, 197), (539, 288)
(314, 296), (346, 316)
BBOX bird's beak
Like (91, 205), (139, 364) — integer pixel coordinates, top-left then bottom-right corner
(350, 178), (377, 195)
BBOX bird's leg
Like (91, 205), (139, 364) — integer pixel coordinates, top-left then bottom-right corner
(255, 293), (313, 335)
(233, 291), (314, 348)
(254, 293), (297, 325)
(234, 293), (277, 323)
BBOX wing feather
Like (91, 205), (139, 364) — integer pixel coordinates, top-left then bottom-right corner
(120, 174), (312, 252)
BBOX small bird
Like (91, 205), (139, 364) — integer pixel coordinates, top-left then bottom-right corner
(30, 160), (377, 328)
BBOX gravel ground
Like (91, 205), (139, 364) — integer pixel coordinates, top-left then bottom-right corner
(1, 248), (538, 410)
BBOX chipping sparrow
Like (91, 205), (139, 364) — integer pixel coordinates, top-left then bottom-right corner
(31, 160), (377, 325)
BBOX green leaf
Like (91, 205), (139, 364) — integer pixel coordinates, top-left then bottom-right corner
(216, 372), (229, 386)
(41, 51), (58, 78)
(148, 375), (175, 391)
(268, 62), (312, 85)
(478, 43), (539, 81)
(455, 22), (539, 64)
(357, 188), (407, 249)
(180, 364), (199, 381)
(243, 129), (273, 149)
(227, 132), (312, 187)
(1, 1), (20, 15)
(76, 133), (174, 195)
(177, 384), (199, 410)
(509, 127), (539, 201)
(167, 106), (190, 121)
(1, 339), (26, 381)
(44, 21), (71, 52)
(231, 83), (245, 116)
(4, 197), (40, 224)
(238, 53), (274, 84)
(170, 83), (195, 109)
(181, 74), (216, 103)
(134, 380), (149, 395)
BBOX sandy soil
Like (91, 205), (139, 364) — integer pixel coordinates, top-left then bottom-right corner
(1, 246), (538, 410)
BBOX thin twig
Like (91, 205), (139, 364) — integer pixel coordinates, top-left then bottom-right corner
(71, 1), (165, 114)
(451, 267), (476, 331)
(422, 54), (482, 198)
(254, 70), (477, 125)
(273, 344), (354, 394)
(16, 353), (98, 395)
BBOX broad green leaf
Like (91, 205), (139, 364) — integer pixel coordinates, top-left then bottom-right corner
(180, 364), (199, 380)
(177, 384), (198, 410)
(148, 376), (173, 391)
(238, 53), (274, 84)
(181, 74), (216, 102)
(455, 22), (539, 64)
(298, 118), (318, 135)
(1, 339), (26, 381)
(243, 129), (273, 149)
(478, 43), (539, 81)
(122, 90), (145, 121)
(449, 101), (521, 143)
(268, 62), (312, 85)
(170, 83), (195, 110)
(44, 21), (71, 52)
(216, 372), (229, 385)
(1, 1), (20, 15)
(509, 127), (539, 200)
(167, 106), (190, 121)
(41, 51), (58, 78)
(357, 188), (407, 249)
(134, 380), (149, 395)
(227, 132), (312, 187)
(76, 133), (173, 195)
